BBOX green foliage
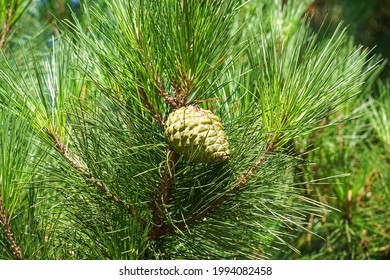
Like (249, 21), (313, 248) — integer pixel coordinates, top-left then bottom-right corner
(0, 0), (31, 30)
(284, 78), (390, 260)
(368, 79), (390, 151)
(0, 0), (388, 260)
(248, 24), (376, 147)
(0, 0), (31, 48)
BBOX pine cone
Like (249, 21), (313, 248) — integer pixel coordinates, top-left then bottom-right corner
(164, 105), (230, 163)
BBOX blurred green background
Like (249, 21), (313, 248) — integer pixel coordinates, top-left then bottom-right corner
(308, 0), (390, 76)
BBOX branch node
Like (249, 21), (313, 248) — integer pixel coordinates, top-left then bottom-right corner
(156, 78), (180, 109)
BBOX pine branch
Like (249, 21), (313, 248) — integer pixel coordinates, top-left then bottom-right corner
(156, 76), (180, 108)
(236, 141), (276, 187)
(0, 194), (22, 260)
(187, 141), (275, 224)
(158, 140), (277, 237)
(173, 80), (186, 106)
(44, 127), (135, 216)
(133, 19), (180, 110)
(0, 4), (13, 48)
(138, 86), (164, 125)
(56, 0), (66, 20)
(149, 150), (179, 241)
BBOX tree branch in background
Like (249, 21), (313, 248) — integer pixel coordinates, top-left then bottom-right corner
(0, 4), (13, 49)
(45, 128), (135, 216)
(0, 194), (22, 260)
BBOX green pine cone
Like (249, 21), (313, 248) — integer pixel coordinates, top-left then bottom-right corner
(164, 105), (230, 163)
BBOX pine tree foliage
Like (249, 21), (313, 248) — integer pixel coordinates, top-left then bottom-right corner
(0, 0), (386, 259)
(282, 72), (389, 259)
(0, 0), (31, 48)
(368, 79), (390, 152)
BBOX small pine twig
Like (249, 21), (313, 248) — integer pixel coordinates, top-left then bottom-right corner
(0, 195), (23, 260)
(183, 142), (275, 227)
(235, 142), (275, 188)
(175, 69), (194, 106)
(157, 141), (276, 237)
(197, 52), (232, 81)
(156, 77), (180, 109)
(56, 0), (66, 20)
(45, 128), (135, 216)
(138, 87), (164, 125)
(191, 97), (221, 104)
(149, 150), (178, 240)
(0, 4), (13, 48)
(133, 21), (179, 110)
(173, 81), (186, 106)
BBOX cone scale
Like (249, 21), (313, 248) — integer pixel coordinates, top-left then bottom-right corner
(164, 105), (230, 163)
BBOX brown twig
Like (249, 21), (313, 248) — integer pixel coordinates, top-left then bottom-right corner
(174, 69), (194, 106)
(173, 81), (186, 106)
(149, 150), (178, 240)
(138, 87), (164, 125)
(156, 77), (180, 109)
(45, 128), (135, 216)
(156, 141), (276, 237)
(184, 141), (275, 227)
(0, 195), (22, 260)
(197, 52), (232, 81)
(56, 0), (66, 20)
(0, 4), (13, 49)
(191, 97), (221, 104)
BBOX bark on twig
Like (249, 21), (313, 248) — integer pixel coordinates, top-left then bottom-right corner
(149, 150), (178, 240)
(180, 142), (275, 228)
(0, 5), (13, 49)
(138, 87), (164, 125)
(173, 81), (185, 106)
(0, 195), (22, 260)
(156, 141), (276, 237)
(155, 77), (180, 109)
(56, 0), (66, 20)
(45, 128), (135, 216)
